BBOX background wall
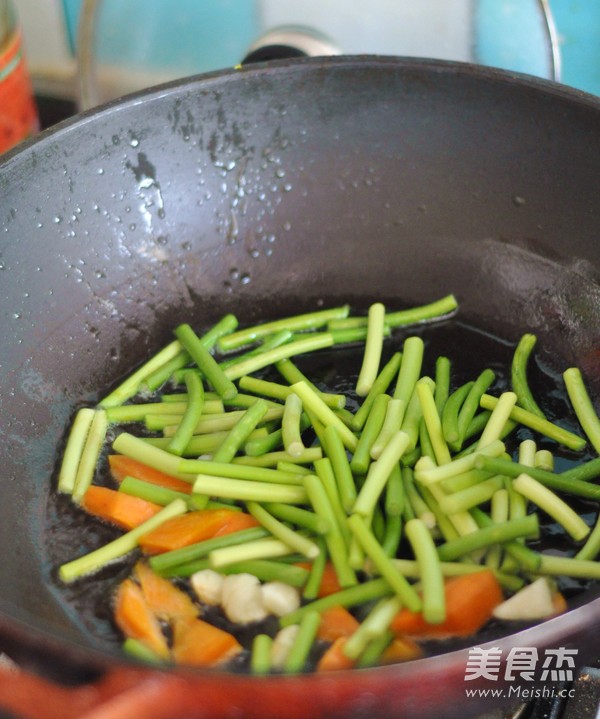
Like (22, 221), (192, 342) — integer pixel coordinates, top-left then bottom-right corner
(16, 0), (600, 103)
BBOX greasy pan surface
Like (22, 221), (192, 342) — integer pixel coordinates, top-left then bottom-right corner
(1, 56), (600, 718)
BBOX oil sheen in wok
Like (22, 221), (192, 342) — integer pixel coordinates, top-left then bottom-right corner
(46, 314), (599, 671)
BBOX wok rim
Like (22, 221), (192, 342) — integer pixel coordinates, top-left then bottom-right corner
(2, 589), (600, 685)
(2, 54), (600, 171)
(1, 53), (600, 699)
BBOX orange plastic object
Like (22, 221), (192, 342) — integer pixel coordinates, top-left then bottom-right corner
(0, 29), (38, 154)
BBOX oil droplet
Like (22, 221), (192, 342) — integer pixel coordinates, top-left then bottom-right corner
(249, 248), (260, 259)
(53, 216), (62, 224)
(227, 211), (239, 245)
(98, 168), (104, 175)
(513, 195), (526, 206)
(229, 268), (240, 280)
(240, 273), (251, 285)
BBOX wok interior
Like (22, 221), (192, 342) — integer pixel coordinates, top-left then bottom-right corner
(1, 57), (600, 668)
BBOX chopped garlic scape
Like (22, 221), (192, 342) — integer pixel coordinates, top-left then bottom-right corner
(271, 625), (300, 670)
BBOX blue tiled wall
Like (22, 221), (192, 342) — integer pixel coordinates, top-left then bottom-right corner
(551, 0), (600, 95)
(61, 0), (600, 94)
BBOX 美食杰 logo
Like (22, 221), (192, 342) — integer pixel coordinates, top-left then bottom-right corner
(464, 646), (578, 701)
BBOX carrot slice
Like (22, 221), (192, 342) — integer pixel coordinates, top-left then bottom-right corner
(108, 454), (193, 494)
(317, 633), (421, 671)
(114, 578), (170, 659)
(171, 616), (242, 667)
(295, 561), (343, 597)
(213, 510), (262, 537)
(82, 485), (162, 530)
(134, 561), (198, 622)
(552, 591), (568, 616)
(391, 570), (503, 638)
(317, 605), (360, 642)
(139, 509), (260, 554)
(317, 637), (355, 672)
(381, 636), (422, 664)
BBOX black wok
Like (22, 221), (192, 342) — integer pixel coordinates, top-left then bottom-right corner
(1, 56), (600, 719)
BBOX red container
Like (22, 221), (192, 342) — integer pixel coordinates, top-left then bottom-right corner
(0, 2), (38, 154)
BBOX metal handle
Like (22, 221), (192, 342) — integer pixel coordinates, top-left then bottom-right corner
(76, 0), (101, 111)
(242, 26), (340, 65)
(540, 0), (561, 82)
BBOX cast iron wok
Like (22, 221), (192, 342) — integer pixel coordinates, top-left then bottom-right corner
(1, 56), (600, 719)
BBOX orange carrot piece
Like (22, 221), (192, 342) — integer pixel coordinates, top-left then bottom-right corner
(295, 561), (343, 597)
(552, 591), (568, 616)
(108, 454), (193, 494)
(171, 616), (242, 667)
(391, 570), (503, 638)
(317, 606), (360, 642)
(317, 637), (356, 672)
(380, 636), (422, 664)
(114, 578), (170, 659)
(134, 561), (198, 622)
(82, 485), (162, 530)
(139, 509), (259, 554)
(213, 510), (262, 537)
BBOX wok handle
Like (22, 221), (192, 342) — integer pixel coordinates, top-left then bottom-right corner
(0, 665), (193, 719)
(241, 26), (340, 65)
